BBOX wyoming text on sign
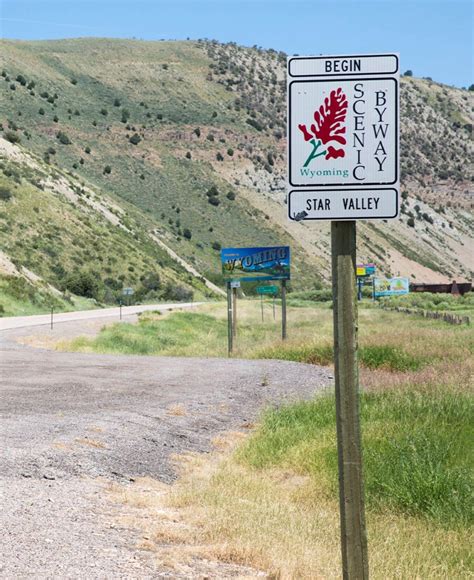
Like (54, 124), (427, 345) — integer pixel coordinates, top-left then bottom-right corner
(221, 246), (290, 282)
(287, 54), (399, 220)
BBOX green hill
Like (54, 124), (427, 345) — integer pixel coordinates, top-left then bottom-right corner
(0, 38), (472, 314)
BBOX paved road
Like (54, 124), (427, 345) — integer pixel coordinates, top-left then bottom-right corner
(0, 309), (332, 577)
(0, 301), (200, 331)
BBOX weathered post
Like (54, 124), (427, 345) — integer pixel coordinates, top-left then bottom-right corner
(232, 286), (237, 338)
(331, 221), (368, 580)
(281, 279), (287, 340)
(260, 293), (264, 322)
(227, 281), (233, 356)
(273, 294), (276, 320)
(119, 300), (122, 320)
(50, 306), (54, 330)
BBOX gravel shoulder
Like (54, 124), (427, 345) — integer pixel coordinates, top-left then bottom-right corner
(0, 317), (333, 577)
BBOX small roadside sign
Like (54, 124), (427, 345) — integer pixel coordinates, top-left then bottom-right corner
(256, 285), (278, 295)
(230, 280), (241, 289)
(287, 53), (399, 221)
(356, 263), (376, 277)
(122, 287), (134, 296)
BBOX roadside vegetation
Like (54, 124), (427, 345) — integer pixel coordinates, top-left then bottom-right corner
(68, 298), (472, 576)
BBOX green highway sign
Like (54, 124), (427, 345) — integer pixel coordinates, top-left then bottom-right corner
(256, 285), (278, 295)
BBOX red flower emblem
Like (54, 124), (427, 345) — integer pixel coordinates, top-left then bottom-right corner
(298, 88), (348, 164)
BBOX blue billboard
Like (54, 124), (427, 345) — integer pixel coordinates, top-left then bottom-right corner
(221, 246), (291, 282)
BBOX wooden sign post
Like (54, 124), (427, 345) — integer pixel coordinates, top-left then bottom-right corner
(281, 279), (287, 340)
(331, 221), (368, 578)
(232, 286), (237, 337)
(288, 53), (399, 578)
(226, 281), (233, 356)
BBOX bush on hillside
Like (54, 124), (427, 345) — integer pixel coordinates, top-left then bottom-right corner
(4, 131), (20, 144)
(61, 271), (102, 300)
(103, 165), (112, 175)
(0, 186), (13, 201)
(164, 283), (193, 302)
(129, 133), (142, 145)
(56, 131), (71, 145)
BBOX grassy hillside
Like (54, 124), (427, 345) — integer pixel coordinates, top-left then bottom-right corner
(0, 38), (472, 311)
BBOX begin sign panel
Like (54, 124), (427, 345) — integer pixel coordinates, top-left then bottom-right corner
(287, 53), (399, 221)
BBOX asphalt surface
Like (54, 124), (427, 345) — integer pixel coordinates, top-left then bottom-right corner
(0, 307), (333, 577)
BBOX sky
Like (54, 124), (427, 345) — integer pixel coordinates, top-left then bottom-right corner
(0, 0), (472, 87)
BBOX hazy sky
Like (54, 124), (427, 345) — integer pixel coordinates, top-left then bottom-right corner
(1, 0), (472, 87)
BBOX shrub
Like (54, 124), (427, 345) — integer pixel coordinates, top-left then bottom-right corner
(164, 283), (193, 302)
(121, 109), (130, 123)
(407, 217), (415, 227)
(53, 115), (59, 123)
(113, 98), (121, 107)
(62, 271), (102, 299)
(16, 75), (27, 86)
(56, 131), (71, 145)
(185, 151), (191, 159)
(183, 228), (192, 240)
(212, 241), (221, 251)
(38, 108), (45, 115)
(0, 186), (13, 201)
(246, 117), (263, 131)
(193, 127), (201, 137)
(129, 133), (142, 145)
(140, 272), (161, 292)
(70, 78), (78, 85)
(103, 165), (112, 175)
(227, 147), (234, 156)
(84, 146), (91, 154)
(226, 191), (236, 200)
(4, 131), (20, 144)
(100, 108), (108, 116)
(216, 152), (224, 161)
(403, 70), (413, 77)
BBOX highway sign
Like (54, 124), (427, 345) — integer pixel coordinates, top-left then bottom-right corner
(287, 53), (399, 221)
(122, 287), (134, 295)
(230, 280), (241, 288)
(256, 285), (278, 295)
(221, 246), (290, 282)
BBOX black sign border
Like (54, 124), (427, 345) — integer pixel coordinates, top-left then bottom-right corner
(288, 77), (398, 188)
(287, 188), (399, 221)
(288, 54), (399, 77)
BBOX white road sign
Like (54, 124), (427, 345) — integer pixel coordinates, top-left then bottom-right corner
(287, 53), (399, 221)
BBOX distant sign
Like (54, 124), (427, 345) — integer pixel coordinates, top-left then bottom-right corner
(373, 277), (409, 297)
(221, 246), (290, 282)
(287, 53), (399, 221)
(356, 263), (376, 277)
(257, 285), (278, 295)
(122, 287), (134, 296)
(230, 281), (241, 289)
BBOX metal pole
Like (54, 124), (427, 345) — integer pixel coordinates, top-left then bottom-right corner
(232, 286), (237, 338)
(331, 221), (368, 580)
(227, 282), (233, 356)
(260, 294), (264, 322)
(281, 280), (287, 340)
(50, 306), (54, 330)
(273, 295), (276, 320)
(119, 300), (122, 320)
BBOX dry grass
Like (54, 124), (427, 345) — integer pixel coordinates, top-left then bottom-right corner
(74, 437), (107, 449)
(108, 436), (472, 579)
(166, 403), (187, 417)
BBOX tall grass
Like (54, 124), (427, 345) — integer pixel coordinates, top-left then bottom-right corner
(238, 388), (473, 528)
